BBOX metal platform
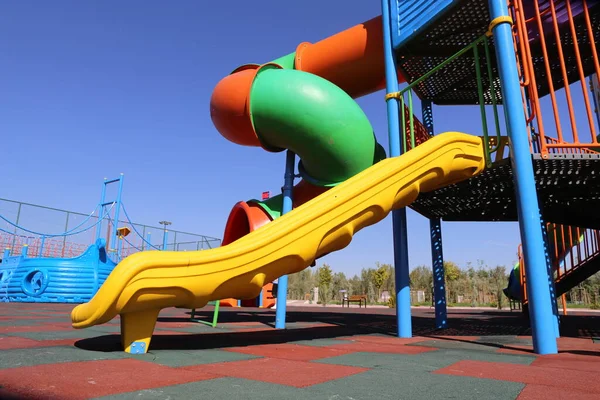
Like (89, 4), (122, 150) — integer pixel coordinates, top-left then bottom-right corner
(393, 0), (600, 105)
(410, 153), (600, 228)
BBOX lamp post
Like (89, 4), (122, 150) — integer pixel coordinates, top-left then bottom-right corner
(159, 220), (171, 250)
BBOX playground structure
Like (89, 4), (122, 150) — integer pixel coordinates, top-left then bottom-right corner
(0, 176), (221, 303)
(69, 0), (599, 356)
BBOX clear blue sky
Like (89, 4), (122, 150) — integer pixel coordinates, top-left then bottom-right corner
(0, 0), (524, 276)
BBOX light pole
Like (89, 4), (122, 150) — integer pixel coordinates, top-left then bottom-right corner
(159, 220), (171, 250)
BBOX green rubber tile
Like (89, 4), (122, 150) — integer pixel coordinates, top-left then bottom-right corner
(0, 346), (125, 369)
(126, 349), (262, 367)
(475, 336), (533, 346)
(289, 338), (353, 347)
(305, 368), (525, 400)
(315, 348), (535, 372)
(4, 329), (106, 340)
(93, 377), (308, 400)
(409, 339), (503, 352)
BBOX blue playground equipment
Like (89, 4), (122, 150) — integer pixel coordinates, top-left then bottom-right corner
(0, 175), (165, 303)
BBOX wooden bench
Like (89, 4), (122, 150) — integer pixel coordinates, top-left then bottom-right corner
(342, 294), (367, 308)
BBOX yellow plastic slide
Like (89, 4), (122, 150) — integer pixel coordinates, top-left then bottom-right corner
(71, 132), (485, 353)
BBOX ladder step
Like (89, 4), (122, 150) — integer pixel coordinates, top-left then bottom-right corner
(104, 178), (121, 184)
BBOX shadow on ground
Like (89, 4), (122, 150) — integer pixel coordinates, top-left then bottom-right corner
(74, 307), (600, 355)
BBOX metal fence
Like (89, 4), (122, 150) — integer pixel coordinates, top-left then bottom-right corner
(0, 197), (221, 259)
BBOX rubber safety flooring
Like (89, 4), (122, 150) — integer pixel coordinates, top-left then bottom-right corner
(1, 303), (600, 399)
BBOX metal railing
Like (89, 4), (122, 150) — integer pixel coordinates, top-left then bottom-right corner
(0, 197), (221, 259)
(391, 34), (505, 167)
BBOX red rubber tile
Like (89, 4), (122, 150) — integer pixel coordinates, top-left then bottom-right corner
(0, 324), (72, 333)
(532, 353), (600, 372)
(329, 341), (437, 355)
(0, 336), (45, 350)
(224, 343), (353, 361)
(181, 357), (369, 388)
(518, 384), (599, 400)
(435, 360), (600, 394)
(1, 358), (219, 400)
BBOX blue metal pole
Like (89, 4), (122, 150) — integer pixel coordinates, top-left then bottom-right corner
(275, 150), (296, 329)
(146, 233), (152, 251)
(540, 219), (560, 338)
(96, 178), (108, 241)
(3, 248), (10, 260)
(381, 0), (412, 338)
(111, 174), (125, 252)
(422, 100), (448, 329)
(488, 0), (557, 354)
(162, 230), (169, 251)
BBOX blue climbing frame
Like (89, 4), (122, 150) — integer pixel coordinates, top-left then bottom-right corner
(381, 0), (558, 354)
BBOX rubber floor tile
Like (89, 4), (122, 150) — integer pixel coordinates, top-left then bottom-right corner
(93, 377), (309, 400)
(531, 353), (600, 372)
(434, 360), (600, 393)
(344, 335), (429, 345)
(329, 341), (437, 355)
(517, 384), (600, 400)
(0, 323), (72, 333)
(127, 348), (261, 367)
(1, 345), (125, 369)
(0, 335), (77, 350)
(305, 367), (524, 400)
(223, 343), (354, 361)
(180, 357), (369, 388)
(0, 358), (218, 400)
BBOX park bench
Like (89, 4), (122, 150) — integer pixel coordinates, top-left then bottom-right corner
(342, 294), (367, 308)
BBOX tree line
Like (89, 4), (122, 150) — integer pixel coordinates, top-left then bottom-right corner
(285, 260), (600, 309)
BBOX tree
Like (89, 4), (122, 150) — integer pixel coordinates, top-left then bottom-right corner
(373, 263), (391, 300)
(489, 265), (508, 309)
(444, 261), (461, 303)
(317, 264), (333, 306)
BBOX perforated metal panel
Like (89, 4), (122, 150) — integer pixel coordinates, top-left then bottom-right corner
(410, 155), (600, 229)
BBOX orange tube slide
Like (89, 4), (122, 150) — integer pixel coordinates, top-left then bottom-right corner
(293, 16), (405, 98)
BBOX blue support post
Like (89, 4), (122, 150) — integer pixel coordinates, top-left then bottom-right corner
(275, 150), (296, 329)
(162, 230), (169, 251)
(21, 244), (28, 257)
(430, 219), (448, 328)
(96, 179), (108, 241)
(381, 0), (412, 338)
(488, 0), (557, 354)
(540, 219), (560, 337)
(111, 174), (125, 252)
(3, 248), (10, 260)
(146, 233), (152, 251)
(422, 100), (448, 329)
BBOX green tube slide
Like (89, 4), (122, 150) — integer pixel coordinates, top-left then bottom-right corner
(246, 64), (386, 218)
